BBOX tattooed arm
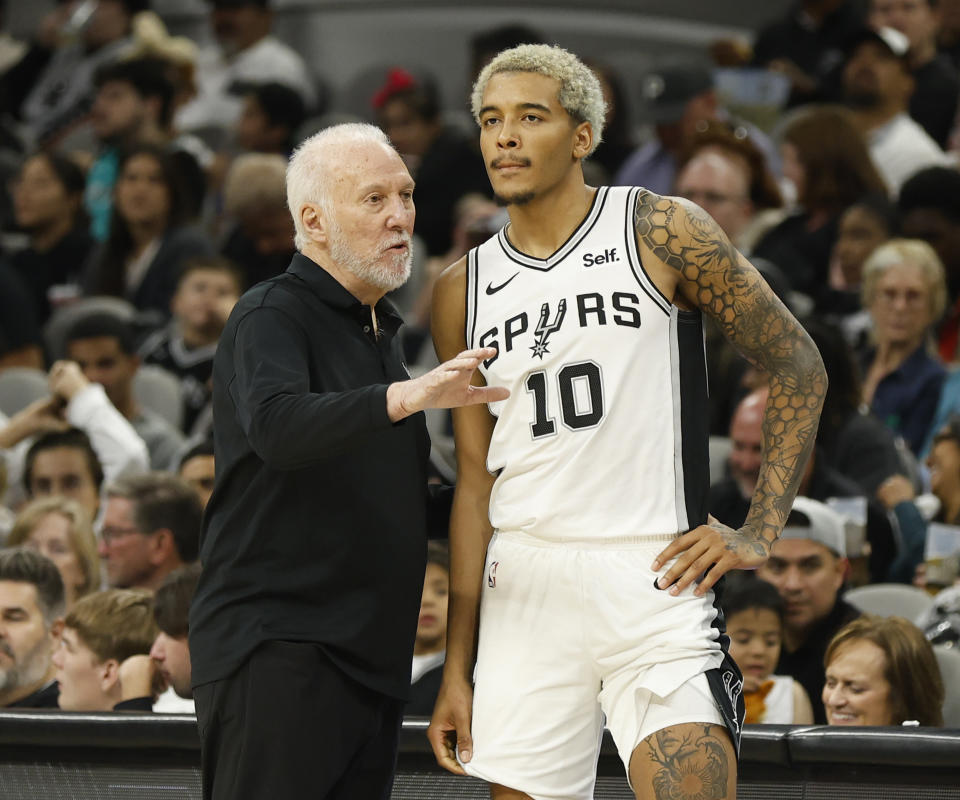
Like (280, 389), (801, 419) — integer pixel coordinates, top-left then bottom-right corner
(635, 190), (827, 596)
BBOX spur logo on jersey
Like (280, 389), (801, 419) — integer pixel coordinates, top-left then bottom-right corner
(530, 300), (567, 360)
(582, 247), (619, 267)
(721, 669), (744, 735)
(478, 291), (643, 366)
(488, 561), (499, 588)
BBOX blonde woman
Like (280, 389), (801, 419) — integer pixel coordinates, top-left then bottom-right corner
(861, 238), (948, 454)
(8, 497), (101, 608)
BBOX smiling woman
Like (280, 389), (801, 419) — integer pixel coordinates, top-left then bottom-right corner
(823, 615), (944, 727)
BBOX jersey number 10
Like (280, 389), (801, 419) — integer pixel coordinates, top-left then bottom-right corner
(524, 360), (605, 440)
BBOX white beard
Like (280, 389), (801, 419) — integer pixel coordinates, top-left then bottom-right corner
(328, 222), (412, 293)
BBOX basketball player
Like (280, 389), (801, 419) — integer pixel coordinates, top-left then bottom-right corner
(426, 45), (827, 800)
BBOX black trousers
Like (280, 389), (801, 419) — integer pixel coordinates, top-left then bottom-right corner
(194, 641), (403, 800)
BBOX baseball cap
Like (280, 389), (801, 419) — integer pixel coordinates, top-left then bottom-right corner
(779, 496), (847, 558)
(639, 63), (714, 124)
(844, 26), (910, 61)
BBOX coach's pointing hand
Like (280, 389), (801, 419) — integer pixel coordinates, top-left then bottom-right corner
(386, 347), (508, 422)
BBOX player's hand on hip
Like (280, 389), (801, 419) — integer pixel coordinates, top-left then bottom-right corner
(386, 347), (509, 421)
(427, 677), (474, 775)
(651, 516), (770, 597)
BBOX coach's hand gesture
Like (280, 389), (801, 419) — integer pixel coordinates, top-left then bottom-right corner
(387, 347), (508, 421)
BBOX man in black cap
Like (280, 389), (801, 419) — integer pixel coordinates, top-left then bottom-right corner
(613, 64), (777, 196)
(868, 0), (960, 147)
(841, 25), (953, 193)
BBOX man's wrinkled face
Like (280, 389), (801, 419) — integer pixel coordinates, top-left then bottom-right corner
(322, 141), (415, 292)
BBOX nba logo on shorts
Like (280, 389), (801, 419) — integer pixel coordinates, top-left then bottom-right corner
(488, 561), (499, 588)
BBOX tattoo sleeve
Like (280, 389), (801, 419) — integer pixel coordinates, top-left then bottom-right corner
(634, 190), (827, 554)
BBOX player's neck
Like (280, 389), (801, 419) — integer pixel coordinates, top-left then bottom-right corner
(506, 179), (596, 259)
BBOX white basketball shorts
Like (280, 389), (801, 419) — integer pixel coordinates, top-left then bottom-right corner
(460, 531), (743, 800)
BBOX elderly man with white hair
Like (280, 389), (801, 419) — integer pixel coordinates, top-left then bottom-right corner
(188, 123), (507, 800)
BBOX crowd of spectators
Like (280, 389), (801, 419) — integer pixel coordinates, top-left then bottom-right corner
(0, 0), (959, 752)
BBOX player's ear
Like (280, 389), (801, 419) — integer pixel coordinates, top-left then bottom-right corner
(572, 121), (593, 161)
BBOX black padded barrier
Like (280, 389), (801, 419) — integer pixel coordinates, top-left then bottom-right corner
(1, 712), (959, 799)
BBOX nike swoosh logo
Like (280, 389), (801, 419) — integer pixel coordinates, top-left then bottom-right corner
(485, 272), (519, 295)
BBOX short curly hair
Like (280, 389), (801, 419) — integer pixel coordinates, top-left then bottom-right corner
(470, 44), (606, 156)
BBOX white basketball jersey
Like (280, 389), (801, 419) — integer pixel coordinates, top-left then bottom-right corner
(466, 186), (710, 541)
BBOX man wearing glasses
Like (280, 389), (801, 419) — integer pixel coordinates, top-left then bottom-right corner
(99, 473), (202, 591)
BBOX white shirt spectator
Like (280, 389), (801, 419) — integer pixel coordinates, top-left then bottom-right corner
(868, 113), (956, 195)
(1, 384), (149, 514)
(175, 36), (315, 133)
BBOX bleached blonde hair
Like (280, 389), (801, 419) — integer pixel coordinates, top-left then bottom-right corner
(286, 123), (392, 251)
(470, 44), (606, 156)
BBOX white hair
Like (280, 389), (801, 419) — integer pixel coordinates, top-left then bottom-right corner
(470, 44), (606, 156)
(286, 123), (392, 251)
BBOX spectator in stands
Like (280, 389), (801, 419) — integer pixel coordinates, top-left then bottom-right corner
(99, 472), (201, 592)
(897, 167), (960, 363)
(0, 0), (147, 145)
(406, 541), (449, 717)
(177, 440), (215, 509)
(842, 26), (954, 194)
(868, 0), (960, 148)
(757, 496), (861, 723)
(712, 389), (765, 528)
(675, 126), (784, 255)
(861, 239), (947, 455)
(220, 153), (294, 287)
(806, 321), (903, 497)
(64, 313), (185, 469)
(0, 548), (64, 709)
(150, 562), (199, 710)
(7, 497), (100, 609)
(876, 416), (960, 582)
(615, 63), (730, 195)
(373, 67), (490, 258)
(19, 430), (107, 523)
(751, 0), (866, 107)
(823, 614), (944, 725)
(52, 588), (157, 711)
(175, 0), (316, 135)
(0, 263), (43, 371)
(724, 575), (814, 724)
(753, 105), (887, 297)
(234, 81), (306, 156)
(9, 152), (93, 326)
(84, 57), (176, 241)
(824, 194), (898, 318)
(138, 258), (241, 434)
(84, 144), (214, 317)
(4, 361), (149, 518)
